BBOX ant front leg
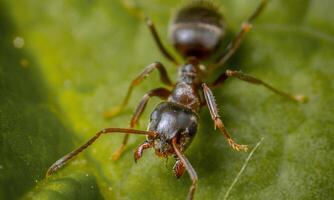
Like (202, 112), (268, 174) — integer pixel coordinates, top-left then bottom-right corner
(212, 0), (267, 70)
(145, 17), (179, 65)
(202, 83), (248, 152)
(112, 88), (171, 160)
(172, 138), (198, 200)
(104, 62), (173, 118)
(210, 70), (307, 103)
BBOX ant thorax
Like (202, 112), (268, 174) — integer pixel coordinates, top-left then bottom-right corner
(167, 60), (202, 111)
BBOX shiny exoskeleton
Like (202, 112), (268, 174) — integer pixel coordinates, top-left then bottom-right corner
(170, 2), (225, 59)
(47, 1), (306, 200)
(148, 102), (199, 157)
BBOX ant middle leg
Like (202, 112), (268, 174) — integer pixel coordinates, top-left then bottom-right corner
(111, 88), (171, 160)
(104, 62), (173, 118)
(145, 17), (179, 65)
(202, 83), (248, 152)
(210, 70), (307, 103)
(212, 0), (268, 69)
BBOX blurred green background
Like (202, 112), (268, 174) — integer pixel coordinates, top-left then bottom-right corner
(1, 0), (334, 199)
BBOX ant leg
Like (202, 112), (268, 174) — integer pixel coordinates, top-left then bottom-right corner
(134, 141), (152, 162)
(172, 138), (198, 200)
(104, 62), (173, 118)
(173, 158), (185, 178)
(130, 88), (171, 127)
(112, 88), (171, 160)
(211, 70), (307, 103)
(111, 134), (130, 160)
(46, 128), (156, 176)
(145, 17), (179, 65)
(202, 83), (248, 152)
(213, 0), (267, 69)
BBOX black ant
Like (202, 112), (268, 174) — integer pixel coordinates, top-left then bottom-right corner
(46, 1), (306, 199)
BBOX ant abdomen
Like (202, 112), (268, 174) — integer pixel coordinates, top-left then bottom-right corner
(169, 1), (225, 60)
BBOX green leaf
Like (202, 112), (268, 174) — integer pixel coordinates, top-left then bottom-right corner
(1, 0), (334, 199)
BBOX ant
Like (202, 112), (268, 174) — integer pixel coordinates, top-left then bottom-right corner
(46, 1), (306, 199)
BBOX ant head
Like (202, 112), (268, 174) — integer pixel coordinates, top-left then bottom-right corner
(148, 102), (198, 157)
(169, 1), (225, 60)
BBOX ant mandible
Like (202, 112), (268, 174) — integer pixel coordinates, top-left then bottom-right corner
(47, 1), (306, 200)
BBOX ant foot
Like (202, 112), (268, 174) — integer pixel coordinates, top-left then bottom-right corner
(227, 138), (248, 152)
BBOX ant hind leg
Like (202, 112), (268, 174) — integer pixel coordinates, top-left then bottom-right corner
(212, 0), (268, 70)
(145, 17), (179, 65)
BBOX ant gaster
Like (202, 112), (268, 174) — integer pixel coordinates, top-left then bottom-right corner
(47, 1), (306, 200)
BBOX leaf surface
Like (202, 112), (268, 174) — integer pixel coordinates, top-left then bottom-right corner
(1, 0), (334, 199)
